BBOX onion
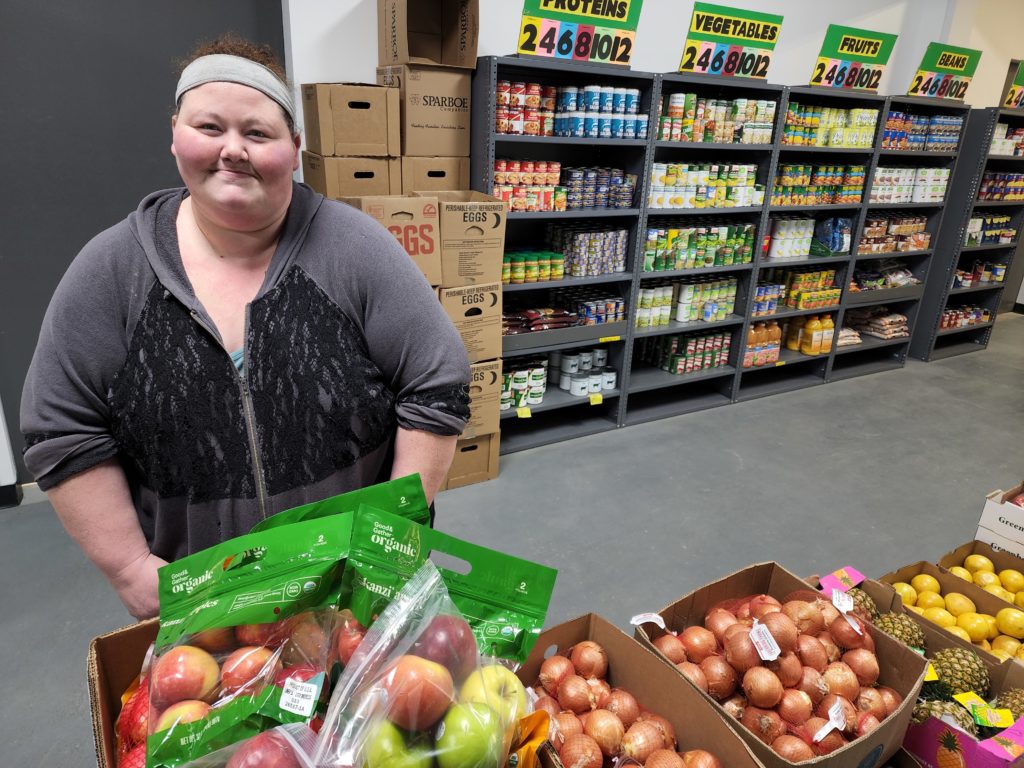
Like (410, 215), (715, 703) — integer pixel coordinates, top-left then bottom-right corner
(535, 695), (560, 718)
(796, 635), (828, 673)
(724, 622), (752, 642)
(725, 630), (761, 673)
(681, 750), (723, 768)
(877, 686), (902, 717)
(778, 688), (814, 725)
(710, 596), (751, 616)
(539, 655), (575, 695)
(761, 613), (799, 654)
(820, 603), (840, 626)
(829, 615), (868, 650)
(571, 641), (608, 679)
(722, 693), (746, 719)
(654, 633), (688, 664)
(856, 712), (881, 737)
(577, 710), (591, 729)
(817, 694), (857, 733)
(856, 687), (886, 720)
(772, 735), (815, 762)
(621, 721), (663, 763)
(860, 630), (876, 653)
(680, 626), (718, 663)
(587, 678), (612, 708)
(743, 667), (783, 708)
(783, 601), (825, 635)
(606, 688), (640, 728)
(551, 712), (582, 749)
(705, 608), (739, 644)
(816, 632), (841, 663)
(797, 666), (829, 706)
(822, 662), (860, 701)
(767, 652), (802, 688)
(740, 706), (786, 745)
(783, 590), (824, 604)
(558, 674), (595, 713)
(748, 595), (783, 621)
(677, 661), (709, 693)
(842, 649), (880, 687)
(559, 733), (603, 768)
(638, 712), (677, 750)
(700, 656), (737, 700)
(583, 709), (624, 757)
(806, 716), (847, 755)
(646, 749), (686, 768)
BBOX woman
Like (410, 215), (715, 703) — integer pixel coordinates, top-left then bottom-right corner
(20, 38), (471, 619)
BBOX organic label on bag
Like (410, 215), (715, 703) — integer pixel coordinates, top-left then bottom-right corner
(809, 24), (897, 92)
(750, 621), (781, 661)
(678, 3), (783, 79)
(517, 0), (644, 67)
(907, 42), (981, 101)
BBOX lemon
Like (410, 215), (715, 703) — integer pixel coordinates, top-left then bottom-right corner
(1000, 569), (1024, 593)
(997, 607), (1024, 639)
(923, 607), (957, 628)
(986, 614), (1000, 640)
(907, 605), (925, 615)
(957, 613), (991, 643)
(893, 582), (918, 606)
(945, 593), (976, 617)
(1016, 592), (1024, 610)
(911, 574), (941, 594)
(974, 570), (1002, 589)
(1016, 645), (1024, 661)
(947, 625), (973, 643)
(949, 566), (973, 582)
(993, 635), (1022, 656)
(965, 554), (995, 574)
(916, 591), (946, 610)
(984, 584), (1015, 603)
(993, 649), (1014, 662)
(977, 638), (992, 651)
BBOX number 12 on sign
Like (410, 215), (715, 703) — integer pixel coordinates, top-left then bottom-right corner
(679, 41), (771, 78)
(518, 16), (634, 65)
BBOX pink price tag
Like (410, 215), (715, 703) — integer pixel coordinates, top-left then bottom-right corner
(749, 622), (781, 661)
(819, 566), (865, 595)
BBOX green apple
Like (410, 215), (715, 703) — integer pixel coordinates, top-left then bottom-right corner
(435, 702), (503, 768)
(364, 720), (432, 768)
(458, 664), (528, 730)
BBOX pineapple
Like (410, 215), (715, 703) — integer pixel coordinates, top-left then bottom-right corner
(931, 647), (990, 697)
(995, 687), (1024, 720)
(912, 700), (978, 736)
(849, 587), (879, 621)
(936, 729), (966, 768)
(875, 612), (926, 650)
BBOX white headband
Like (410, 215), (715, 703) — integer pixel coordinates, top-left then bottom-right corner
(175, 54), (294, 123)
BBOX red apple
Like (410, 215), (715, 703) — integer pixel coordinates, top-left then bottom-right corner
(226, 729), (302, 768)
(117, 677), (150, 747)
(281, 620), (327, 667)
(151, 646), (220, 709)
(309, 715), (324, 734)
(411, 614), (478, 682)
(274, 664), (318, 688)
(221, 646), (282, 697)
(381, 654), (454, 731)
(120, 742), (148, 768)
(236, 618), (294, 648)
(191, 626), (237, 653)
(154, 699), (212, 733)
(335, 610), (367, 666)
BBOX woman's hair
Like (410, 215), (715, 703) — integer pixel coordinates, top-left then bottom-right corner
(176, 33), (296, 134)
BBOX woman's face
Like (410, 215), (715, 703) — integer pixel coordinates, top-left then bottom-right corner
(172, 81), (300, 231)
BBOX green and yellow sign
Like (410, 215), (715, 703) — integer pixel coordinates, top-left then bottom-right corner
(517, 0), (644, 67)
(1005, 62), (1024, 109)
(907, 43), (981, 101)
(809, 24), (898, 92)
(678, 3), (783, 79)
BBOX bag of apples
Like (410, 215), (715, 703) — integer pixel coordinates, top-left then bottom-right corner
(172, 724), (317, 768)
(143, 516), (350, 768)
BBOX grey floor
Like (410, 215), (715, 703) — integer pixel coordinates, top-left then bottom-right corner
(3, 315), (1022, 766)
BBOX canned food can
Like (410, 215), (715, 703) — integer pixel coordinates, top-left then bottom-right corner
(583, 85), (601, 111)
(559, 86), (579, 112)
(511, 82), (526, 107)
(525, 83), (541, 109)
(495, 105), (510, 134)
(598, 115), (612, 138)
(612, 87), (627, 114)
(496, 80), (511, 106)
(625, 89), (640, 114)
(599, 86), (614, 113)
(584, 112), (600, 138)
(541, 85), (557, 111)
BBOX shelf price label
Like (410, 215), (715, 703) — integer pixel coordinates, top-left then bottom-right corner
(907, 43), (981, 102)
(1005, 62), (1024, 109)
(809, 24), (897, 92)
(678, 3), (782, 79)
(517, 0), (644, 67)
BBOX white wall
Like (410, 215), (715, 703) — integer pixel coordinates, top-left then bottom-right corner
(945, 0), (1021, 107)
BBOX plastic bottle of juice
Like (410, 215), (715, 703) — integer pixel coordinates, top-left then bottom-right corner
(766, 320), (782, 364)
(743, 325), (757, 369)
(754, 322), (769, 366)
(786, 316), (806, 351)
(819, 314), (835, 354)
(801, 315), (823, 356)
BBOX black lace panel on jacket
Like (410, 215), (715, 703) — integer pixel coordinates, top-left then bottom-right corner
(247, 267), (396, 496)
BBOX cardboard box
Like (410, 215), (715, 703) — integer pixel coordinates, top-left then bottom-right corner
(938, 539), (1024, 578)
(437, 282), (502, 363)
(428, 191), (507, 286)
(377, 0), (479, 68)
(302, 152), (400, 199)
(462, 359), (501, 439)
(88, 620), (158, 768)
(343, 195), (442, 285)
(636, 562), (927, 768)
(401, 156), (470, 194)
(377, 64), (471, 156)
(301, 83), (400, 157)
(979, 481), (1024, 557)
(520, 614), (766, 768)
(888, 750), (924, 767)
(978, 526), (1024, 562)
(443, 432), (499, 490)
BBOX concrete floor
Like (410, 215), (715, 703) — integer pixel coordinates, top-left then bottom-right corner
(2, 315), (1021, 766)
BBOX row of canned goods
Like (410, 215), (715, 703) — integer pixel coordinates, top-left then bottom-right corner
(882, 111), (963, 152)
(502, 251), (566, 284)
(781, 104), (878, 148)
(555, 290), (627, 325)
(496, 81), (642, 114)
(635, 278), (738, 328)
(648, 163), (763, 211)
(978, 172), (1024, 201)
(770, 184), (863, 207)
(636, 331), (732, 376)
(643, 223), (756, 272)
(658, 92), (776, 145)
(870, 166), (950, 204)
(965, 214), (1017, 246)
(752, 269), (840, 317)
(497, 107), (650, 139)
(492, 184), (568, 212)
(549, 225), (630, 277)
(940, 305), (993, 329)
(954, 261), (1008, 288)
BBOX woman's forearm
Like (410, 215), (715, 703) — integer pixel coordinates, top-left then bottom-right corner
(390, 427), (459, 504)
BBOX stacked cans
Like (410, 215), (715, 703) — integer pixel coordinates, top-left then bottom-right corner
(657, 92), (775, 144)
(554, 84), (648, 140)
(765, 217), (815, 259)
(965, 214), (1017, 246)
(550, 348), (616, 397)
(636, 331), (731, 375)
(643, 223), (756, 272)
(635, 278), (738, 329)
(754, 267), (840, 315)
(883, 111), (963, 152)
(940, 306), (991, 329)
(978, 172), (1024, 201)
(548, 224), (629, 277)
(501, 361), (548, 409)
(495, 80), (557, 137)
(648, 163), (762, 209)
(560, 166), (635, 210)
(771, 164), (865, 206)
(549, 288), (626, 326)
(870, 167), (950, 203)
(493, 159), (565, 212)
(991, 122), (1024, 156)
(782, 103), (878, 147)
(859, 215), (930, 253)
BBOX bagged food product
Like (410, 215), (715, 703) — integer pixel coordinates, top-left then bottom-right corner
(177, 723), (317, 768)
(314, 561), (545, 768)
(144, 517), (349, 768)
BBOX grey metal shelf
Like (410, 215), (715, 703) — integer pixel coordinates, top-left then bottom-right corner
(639, 264), (754, 279)
(778, 145), (873, 155)
(878, 149), (958, 158)
(936, 321), (995, 336)
(495, 135), (648, 148)
(986, 154), (1024, 161)
(829, 356), (905, 381)
(961, 242), (1018, 253)
(627, 365), (736, 394)
(633, 315), (745, 339)
(929, 339), (989, 360)
(832, 335), (910, 356)
(760, 255), (849, 268)
(949, 283), (1005, 296)
(844, 284), (924, 306)
(654, 141), (771, 152)
(647, 206), (763, 216)
(854, 250), (932, 262)
(865, 201), (945, 210)
(768, 203), (863, 212)
(502, 274), (630, 293)
(499, 415), (617, 455)
(973, 199), (1024, 208)
(623, 389), (732, 426)
(502, 324), (628, 356)
(499, 386), (620, 420)
(508, 209), (639, 221)
(761, 305), (840, 321)
(736, 370), (825, 401)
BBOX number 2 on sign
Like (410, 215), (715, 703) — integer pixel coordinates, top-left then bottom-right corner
(1007, 86), (1024, 109)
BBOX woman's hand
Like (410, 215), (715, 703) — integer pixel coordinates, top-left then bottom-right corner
(109, 551), (167, 620)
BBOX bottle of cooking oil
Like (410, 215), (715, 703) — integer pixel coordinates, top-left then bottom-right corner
(801, 315), (823, 356)
(786, 316), (806, 351)
(819, 314), (835, 354)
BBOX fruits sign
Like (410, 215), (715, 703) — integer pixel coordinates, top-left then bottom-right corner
(678, 2), (784, 79)
(1005, 62), (1024, 110)
(517, 0), (644, 67)
(809, 24), (898, 92)
(907, 42), (982, 102)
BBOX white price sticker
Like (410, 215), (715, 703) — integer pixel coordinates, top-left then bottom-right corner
(749, 621), (781, 661)
(280, 677), (320, 717)
(843, 612), (864, 635)
(832, 589), (854, 614)
(814, 699), (847, 742)
(630, 613), (667, 631)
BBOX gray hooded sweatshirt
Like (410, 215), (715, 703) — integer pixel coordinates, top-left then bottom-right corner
(21, 183), (470, 561)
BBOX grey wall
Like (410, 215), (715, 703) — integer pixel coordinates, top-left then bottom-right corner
(0, 1), (285, 483)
